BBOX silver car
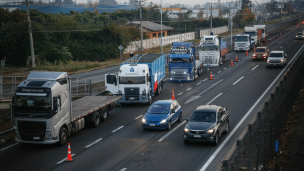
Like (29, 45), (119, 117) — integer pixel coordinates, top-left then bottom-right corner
(296, 32), (304, 39)
(267, 51), (287, 68)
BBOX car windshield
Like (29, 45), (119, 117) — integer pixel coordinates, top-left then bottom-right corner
(170, 57), (191, 63)
(235, 36), (248, 42)
(269, 53), (283, 57)
(199, 45), (218, 51)
(119, 77), (145, 84)
(13, 96), (52, 111)
(190, 112), (216, 122)
(256, 48), (265, 52)
(297, 33), (303, 35)
(147, 104), (170, 114)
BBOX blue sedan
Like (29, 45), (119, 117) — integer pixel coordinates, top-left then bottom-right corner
(142, 100), (182, 130)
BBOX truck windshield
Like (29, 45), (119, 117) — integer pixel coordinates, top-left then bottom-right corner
(170, 57), (191, 63)
(119, 77), (145, 84)
(244, 32), (256, 37)
(199, 45), (218, 51)
(235, 36), (248, 42)
(13, 96), (52, 111)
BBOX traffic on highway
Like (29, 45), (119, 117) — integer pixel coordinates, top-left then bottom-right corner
(1, 21), (304, 171)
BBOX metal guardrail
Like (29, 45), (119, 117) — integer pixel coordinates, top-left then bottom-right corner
(0, 128), (15, 139)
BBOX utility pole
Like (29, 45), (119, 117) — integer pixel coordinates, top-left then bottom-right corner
(161, 0), (163, 54)
(210, 3), (218, 35)
(229, 2), (235, 51)
(135, 0), (145, 52)
(26, 0), (35, 68)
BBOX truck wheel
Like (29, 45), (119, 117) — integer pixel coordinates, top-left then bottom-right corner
(146, 95), (152, 105)
(156, 85), (161, 95)
(101, 109), (108, 121)
(58, 127), (68, 146)
(93, 112), (101, 127)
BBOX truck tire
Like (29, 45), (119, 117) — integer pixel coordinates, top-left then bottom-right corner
(58, 127), (68, 146)
(93, 111), (101, 127)
(101, 109), (108, 121)
(156, 84), (161, 95)
(147, 94), (152, 105)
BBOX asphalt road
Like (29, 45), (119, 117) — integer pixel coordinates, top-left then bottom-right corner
(0, 24), (303, 171)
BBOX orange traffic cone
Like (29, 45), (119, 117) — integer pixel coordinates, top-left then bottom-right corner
(261, 42), (263, 47)
(270, 38), (272, 43)
(246, 50), (248, 56)
(231, 59), (234, 67)
(254, 46), (256, 52)
(280, 33), (282, 37)
(172, 89), (175, 100)
(66, 143), (73, 162)
(209, 71), (213, 80)
(236, 55), (238, 62)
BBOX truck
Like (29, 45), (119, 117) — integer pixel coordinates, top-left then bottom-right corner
(168, 42), (204, 82)
(105, 54), (166, 105)
(234, 34), (252, 52)
(12, 71), (121, 145)
(244, 26), (262, 47)
(199, 35), (228, 67)
(254, 25), (267, 42)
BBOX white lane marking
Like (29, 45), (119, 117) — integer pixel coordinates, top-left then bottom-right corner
(217, 71), (221, 73)
(135, 115), (143, 120)
(226, 52), (235, 56)
(186, 88), (191, 91)
(1, 143), (18, 151)
(206, 93), (223, 105)
(286, 42), (289, 44)
(158, 121), (186, 142)
(85, 138), (103, 148)
(178, 92), (183, 96)
(119, 168), (127, 171)
(163, 78), (168, 81)
(200, 44), (304, 171)
(197, 82), (202, 85)
(280, 46), (283, 49)
(224, 68), (227, 70)
(232, 76), (244, 85)
(212, 74), (215, 77)
(197, 79), (223, 96)
(202, 78), (208, 81)
(112, 126), (124, 133)
(185, 96), (201, 104)
(251, 65), (259, 70)
(57, 154), (76, 164)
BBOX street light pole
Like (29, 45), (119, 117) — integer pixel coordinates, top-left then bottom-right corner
(26, 0), (35, 68)
(229, 2), (235, 51)
(161, 0), (163, 54)
(210, 3), (218, 35)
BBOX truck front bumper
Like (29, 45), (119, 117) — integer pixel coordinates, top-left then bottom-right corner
(15, 138), (59, 144)
(169, 77), (192, 82)
(235, 47), (250, 51)
(118, 94), (150, 103)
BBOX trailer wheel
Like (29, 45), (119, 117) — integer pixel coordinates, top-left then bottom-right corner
(101, 109), (108, 121)
(93, 111), (101, 127)
(58, 127), (67, 146)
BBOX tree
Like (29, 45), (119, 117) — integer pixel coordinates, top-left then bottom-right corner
(242, 7), (255, 24)
(197, 10), (205, 19)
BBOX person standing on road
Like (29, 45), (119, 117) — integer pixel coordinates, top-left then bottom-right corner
(129, 52), (134, 58)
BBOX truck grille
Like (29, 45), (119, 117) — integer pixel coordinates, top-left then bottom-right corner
(204, 56), (215, 65)
(18, 121), (46, 141)
(171, 69), (188, 80)
(125, 87), (140, 101)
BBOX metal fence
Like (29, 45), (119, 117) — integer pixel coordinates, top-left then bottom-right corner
(0, 76), (26, 101)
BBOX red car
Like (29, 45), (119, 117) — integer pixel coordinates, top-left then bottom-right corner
(253, 47), (269, 61)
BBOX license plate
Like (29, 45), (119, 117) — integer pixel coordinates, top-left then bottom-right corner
(33, 137), (40, 140)
(194, 135), (201, 138)
(240, 48), (244, 50)
(149, 124), (156, 126)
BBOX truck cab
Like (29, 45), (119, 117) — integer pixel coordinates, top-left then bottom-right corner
(234, 34), (252, 52)
(255, 25), (267, 42)
(244, 26), (259, 46)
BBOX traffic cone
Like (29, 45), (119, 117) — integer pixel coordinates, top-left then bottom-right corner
(254, 46), (256, 52)
(236, 55), (238, 62)
(231, 59), (234, 67)
(246, 50), (248, 56)
(172, 89), (175, 100)
(280, 33), (282, 37)
(274, 36), (275, 40)
(261, 42), (263, 47)
(270, 38), (272, 43)
(66, 143), (73, 162)
(209, 71), (213, 80)
(266, 40), (267, 45)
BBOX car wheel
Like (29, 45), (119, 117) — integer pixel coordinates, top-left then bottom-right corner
(178, 113), (182, 122)
(58, 127), (68, 146)
(213, 132), (219, 146)
(184, 140), (190, 144)
(93, 111), (101, 127)
(167, 121), (171, 130)
(224, 122), (229, 134)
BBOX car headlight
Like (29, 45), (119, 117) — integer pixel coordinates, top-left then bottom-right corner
(184, 128), (190, 132)
(263, 54), (267, 56)
(253, 54), (256, 56)
(142, 118), (146, 123)
(207, 129), (214, 134)
(267, 59), (270, 62)
(160, 119), (167, 124)
(280, 60), (284, 62)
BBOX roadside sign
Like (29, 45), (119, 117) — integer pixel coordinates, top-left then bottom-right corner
(1, 60), (4, 67)
(275, 140), (279, 153)
(118, 45), (123, 50)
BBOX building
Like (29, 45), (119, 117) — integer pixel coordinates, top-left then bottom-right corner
(98, 0), (117, 5)
(127, 21), (174, 39)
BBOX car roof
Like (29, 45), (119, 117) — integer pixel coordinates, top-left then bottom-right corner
(153, 100), (176, 105)
(194, 105), (220, 112)
(298, 32), (303, 34)
(270, 51), (284, 53)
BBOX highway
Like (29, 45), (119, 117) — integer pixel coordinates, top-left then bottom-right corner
(0, 24), (303, 171)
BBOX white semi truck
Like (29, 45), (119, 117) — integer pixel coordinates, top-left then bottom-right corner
(199, 35), (228, 67)
(234, 34), (252, 52)
(12, 71), (121, 145)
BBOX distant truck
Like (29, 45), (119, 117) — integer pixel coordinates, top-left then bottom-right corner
(254, 25), (267, 42)
(199, 35), (228, 67)
(12, 71), (121, 145)
(106, 54), (166, 105)
(168, 42), (204, 82)
(244, 26), (262, 47)
(234, 34), (252, 52)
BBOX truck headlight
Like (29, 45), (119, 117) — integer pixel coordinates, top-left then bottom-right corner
(184, 128), (190, 132)
(160, 119), (167, 124)
(13, 126), (20, 139)
(142, 118), (146, 123)
(45, 129), (53, 141)
(142, 90), (146, 99)
(207, 129), (214, 134)
(119, 90), (122, 96)
(184, 71), (187, 74)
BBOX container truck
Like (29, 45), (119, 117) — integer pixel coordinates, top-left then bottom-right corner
(12, 71), (121, 145)
(254, 25), (267, 42)
(168, 42), (204, 82)
(244, 26), (262, 46)
(199, 35), (228, 67)
(234, 34), (252, 52)
(105, 54), (166, 105)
